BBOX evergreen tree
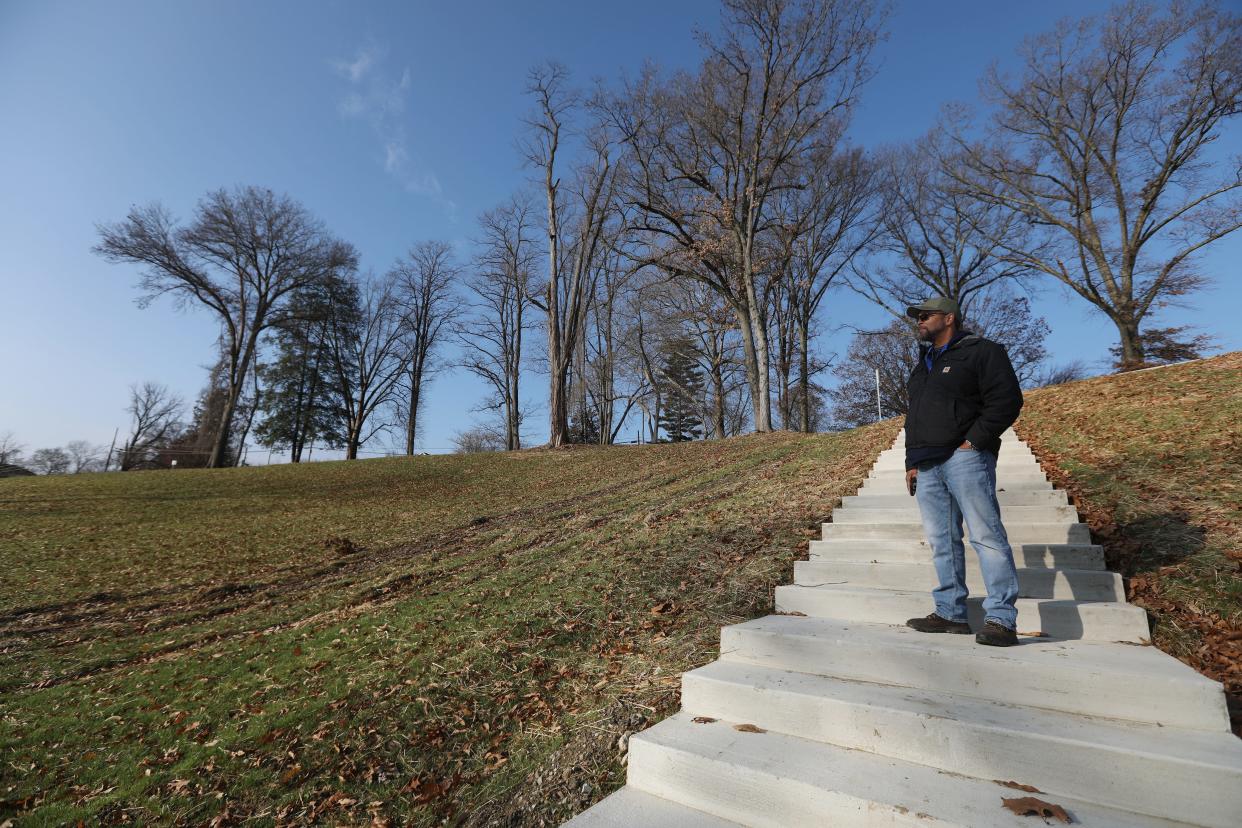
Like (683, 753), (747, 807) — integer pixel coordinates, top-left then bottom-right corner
(567, 405), (601, 445)
(254, 277), (352, 461)
(656, 339), (705, 442)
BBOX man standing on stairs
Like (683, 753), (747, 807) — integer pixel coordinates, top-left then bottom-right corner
(902, 297), (1024, 647)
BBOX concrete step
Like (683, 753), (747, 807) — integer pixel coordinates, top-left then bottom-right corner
(870, 465), (1044, 476)
(794, 561), (1123, 601)
(871, 456), (1038, 469)
(832, 505), (1081, 524)
(680, 661), (1242, 828)
(840, 490), (1069, 507)
(808, 539), (1106, 570)
(627, 713), (1190, 827)
(822, 522), (1091, 544)
(773, 584), (1147, 641)
(874, 456), (1038, 469)
(720, 615), (1228, 730)
(861, 479), (1055, 493)
(563, 787), (743, 827)
(564, 429), (1242, 828)
(874, 469), (1048, 481)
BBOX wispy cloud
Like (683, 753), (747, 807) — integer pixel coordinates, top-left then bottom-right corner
(332, 44), (456, 219)
(334, 48), (377, 83)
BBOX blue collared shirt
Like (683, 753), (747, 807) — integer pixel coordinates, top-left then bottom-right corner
(925, 332), (966, 372)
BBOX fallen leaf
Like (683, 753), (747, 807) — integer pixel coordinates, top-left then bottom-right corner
(691, 716), (717, 724)
(733, 723), (765, 733)
(995, 780), (1041, 793)
(1001, 796), (1072, 822)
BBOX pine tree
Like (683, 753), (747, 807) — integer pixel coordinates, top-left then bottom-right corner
(656, 339), (705, 442)
(254, 277), (353, 461)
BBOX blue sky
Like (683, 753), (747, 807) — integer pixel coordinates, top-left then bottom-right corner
(1, 1), (1238, 460)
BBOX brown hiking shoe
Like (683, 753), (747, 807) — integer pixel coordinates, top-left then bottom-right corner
(975, 619), (1019, 647)
(906, 613), (972, 634)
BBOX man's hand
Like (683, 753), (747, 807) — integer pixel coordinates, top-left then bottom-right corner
(959, 440), (974, 450)
(905, 468), (918, 496)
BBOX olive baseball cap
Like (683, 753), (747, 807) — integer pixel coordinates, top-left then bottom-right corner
(905, 296), (960, 319)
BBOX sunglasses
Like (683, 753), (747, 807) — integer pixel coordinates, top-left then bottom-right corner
(915, 311), (946, 322)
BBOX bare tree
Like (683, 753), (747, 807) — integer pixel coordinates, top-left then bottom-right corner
(949, 1), (1242, 367)
(775, 144), (879, 431)
(523, 63), (620, 447)
(1108, 325), (1218, 370)
(453, 427), (507, 454)
(852, 137), (1034, 318)
(583, 238), (648, 444)
(28, 448), (71, 475)
(963, 291), (1050, 386)
(0, 432), (24, 465)
(602, 0), (884, 433)
(828, 320), (918, 428)
(120, 382), (183, 471)
(95, 186), (357, 466)
(392, 241), (461, 454)
(639, 275), (747, 440)
(830, 293), (1051, 428)
(1034, 360), (1092, 387)
(65, 440), (102, 473)
(458, 196), (539, 451)
(323, 275), (409, 460)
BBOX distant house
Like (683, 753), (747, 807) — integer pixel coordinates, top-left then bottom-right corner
(0, 463), (35, 478)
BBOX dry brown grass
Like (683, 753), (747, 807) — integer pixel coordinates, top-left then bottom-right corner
(1017, 351), (1242, 734)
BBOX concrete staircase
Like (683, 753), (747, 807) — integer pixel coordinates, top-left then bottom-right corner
(565, 429), (1242, 827)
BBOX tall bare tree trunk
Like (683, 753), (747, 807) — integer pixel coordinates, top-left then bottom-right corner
(210, 329), (259, 468)
(710, 359), (726, 439)
(798, 320), (811, 433)
(510, 299), (523, 450)
(732, 301), (770, 434)
(1114, 317), (1144, 369)
(405, 357), (424, 454)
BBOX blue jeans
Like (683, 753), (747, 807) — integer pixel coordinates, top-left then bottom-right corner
(915, 448), (1019, 630)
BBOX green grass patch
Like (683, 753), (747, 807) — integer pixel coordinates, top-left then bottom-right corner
(0, 424), (897, 825)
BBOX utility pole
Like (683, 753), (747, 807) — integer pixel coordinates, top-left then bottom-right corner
(102, 427), (119, 472)
(875, 368), (882, 422)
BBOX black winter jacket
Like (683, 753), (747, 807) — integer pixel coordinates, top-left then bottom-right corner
(904, 332), (1023, 470)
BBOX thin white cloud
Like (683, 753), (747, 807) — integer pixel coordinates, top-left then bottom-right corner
(384, 141), (408, 174)
(337, 93), (367, 118)
(405, 172), (442, 197)
(334, 47), (377, 83)
(331, 43), (454, 220)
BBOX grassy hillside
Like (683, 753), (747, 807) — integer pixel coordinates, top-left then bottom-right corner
(5, 355), (1239, 826)
(0, 423), (897, 826)
(1017, 351), (1242, 734)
